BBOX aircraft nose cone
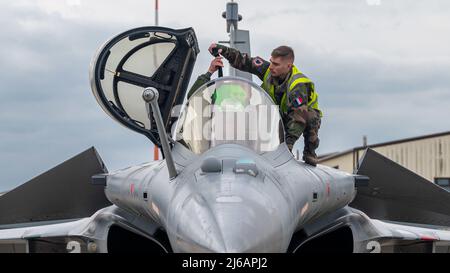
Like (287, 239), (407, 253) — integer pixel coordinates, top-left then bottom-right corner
(168, 192), (285, 253)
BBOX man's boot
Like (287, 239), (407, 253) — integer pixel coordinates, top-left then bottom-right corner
(303, 149), (318, 167)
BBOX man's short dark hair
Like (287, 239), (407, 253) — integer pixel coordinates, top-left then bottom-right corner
(271, 46), (295, 62)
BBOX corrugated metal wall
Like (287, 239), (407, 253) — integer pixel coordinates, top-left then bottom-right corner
(319, 153), (354, 173)
(372, 135), (450, 181)
(320, 134), (450, 182)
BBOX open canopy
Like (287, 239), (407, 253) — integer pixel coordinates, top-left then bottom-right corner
(90, 26), (199, 147)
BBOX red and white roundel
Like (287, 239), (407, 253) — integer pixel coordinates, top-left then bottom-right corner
(253, 57), (264, 67)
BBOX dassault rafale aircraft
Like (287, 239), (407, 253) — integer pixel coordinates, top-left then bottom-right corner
(1, 26), (450, 253)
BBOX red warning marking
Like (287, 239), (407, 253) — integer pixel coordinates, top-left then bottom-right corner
(420, 235), (438, 241)
(130, 183), (135, 194)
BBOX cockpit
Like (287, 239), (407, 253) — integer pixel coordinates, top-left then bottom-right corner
(174, 77), (284, 154)
(90, 26), (284, 154)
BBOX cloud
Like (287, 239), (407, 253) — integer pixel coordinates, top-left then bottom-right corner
(0, 3), (153, 191)
(1, 0), (450, 191)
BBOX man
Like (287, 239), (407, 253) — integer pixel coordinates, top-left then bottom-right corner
(187, 44), (322, 166)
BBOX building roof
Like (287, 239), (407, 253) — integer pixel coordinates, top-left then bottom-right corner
(318, 130), (450, 162)
(317, 152), (341, 160)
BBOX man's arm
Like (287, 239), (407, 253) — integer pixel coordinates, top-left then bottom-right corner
(213, 44), (270, 81)
(285, 83), (311, 150)
(187, 57), (224, 99)
(187, 72), (212, 99)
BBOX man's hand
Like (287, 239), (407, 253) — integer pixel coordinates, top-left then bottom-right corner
(208, 56), (224, 74)
(208, 43), (222, 55)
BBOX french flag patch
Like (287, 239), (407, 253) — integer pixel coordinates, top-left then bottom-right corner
(294, 97), (303, 107)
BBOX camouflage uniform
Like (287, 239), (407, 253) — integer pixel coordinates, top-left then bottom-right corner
(187, 45), (322, 165)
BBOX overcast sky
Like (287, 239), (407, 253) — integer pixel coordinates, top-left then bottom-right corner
(1, 0), (449, 191)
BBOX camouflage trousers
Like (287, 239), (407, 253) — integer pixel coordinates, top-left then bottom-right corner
(285, 107), (321, 156)
(302, 109), (321, 157)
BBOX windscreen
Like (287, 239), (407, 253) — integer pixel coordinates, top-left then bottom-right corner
(175, 77), (283, 154)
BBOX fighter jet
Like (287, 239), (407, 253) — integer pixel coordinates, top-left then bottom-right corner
(1, 26), (450, 253)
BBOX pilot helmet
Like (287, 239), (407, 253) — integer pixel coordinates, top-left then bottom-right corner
(211, 81), (250, 109)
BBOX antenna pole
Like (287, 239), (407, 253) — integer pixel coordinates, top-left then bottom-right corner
(153, 0), (160, 160)
(155, 0), (159, 26)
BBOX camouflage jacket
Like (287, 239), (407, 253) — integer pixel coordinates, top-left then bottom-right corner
(187, 45), (317, 148)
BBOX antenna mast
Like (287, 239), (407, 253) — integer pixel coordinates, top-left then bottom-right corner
(220, 1), (252, 80)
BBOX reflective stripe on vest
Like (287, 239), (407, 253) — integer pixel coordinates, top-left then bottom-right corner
(262, 65), (321, 115)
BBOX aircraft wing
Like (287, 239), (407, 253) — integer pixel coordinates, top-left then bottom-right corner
(350, 148), (450, 252)
(0, 216), (93, 253)
(291, 205), (450, 253)
(363, 218), (450, 253)
(294, 149), (450, 253)
(0, 204), (166, 253)
(351, 148), (450, 227)
(0, 147), (109, 253)
(0, 217), (91, 240)
(0, 147), (111, 226)
(351, 148), (450, 252)
(0, 148), (167, 253)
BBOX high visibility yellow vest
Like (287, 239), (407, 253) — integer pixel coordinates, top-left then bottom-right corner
(262, 65), (322, 116)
